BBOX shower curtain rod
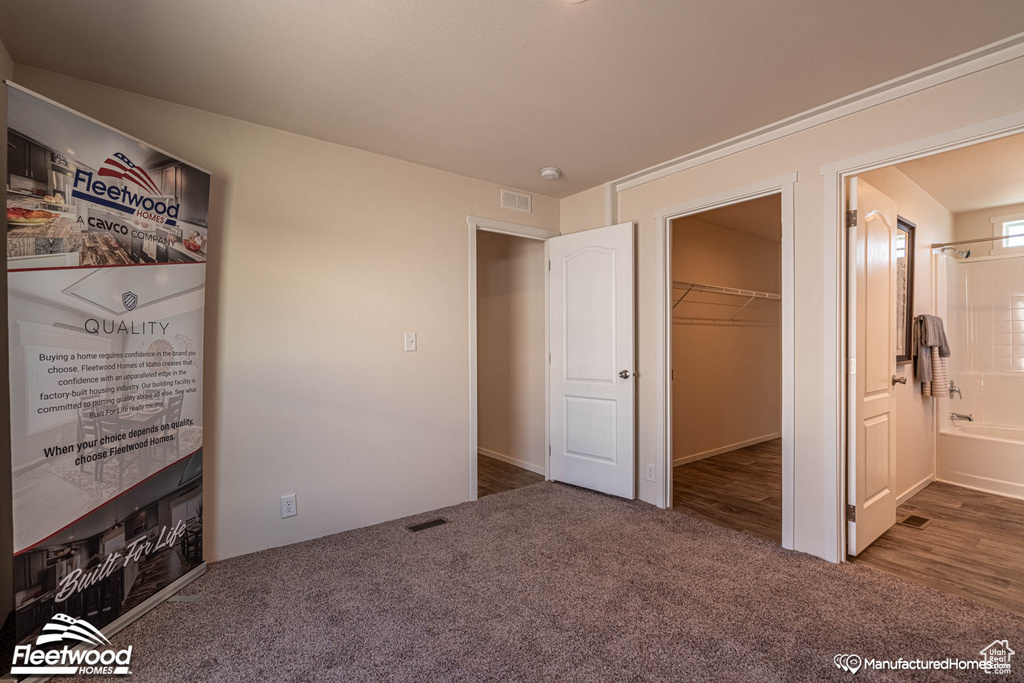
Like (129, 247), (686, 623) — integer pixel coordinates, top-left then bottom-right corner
(931, 234), (1020, 249)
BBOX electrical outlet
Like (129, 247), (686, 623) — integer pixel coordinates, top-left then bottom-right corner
(280, 494), (297, 518)
(645, 464), (655, 482)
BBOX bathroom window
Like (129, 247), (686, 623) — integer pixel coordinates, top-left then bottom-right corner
(992, 212), (1024, 254)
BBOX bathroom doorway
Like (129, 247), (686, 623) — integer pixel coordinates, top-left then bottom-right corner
(843, 131), (1024, 617)
(667, 194), (785, 543)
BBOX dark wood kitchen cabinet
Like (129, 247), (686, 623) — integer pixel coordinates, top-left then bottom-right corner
(177, 165), (209, 226)
(7, 131), (28, 178)
(151, 163), (209, 227)
(29, 143), (48, 182)
(7, 131), (51, 182)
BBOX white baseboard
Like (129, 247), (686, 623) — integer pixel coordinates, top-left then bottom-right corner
(478, 447), (546, 475)
(896, 474), (935, 506)
(673, 432), (782, 466)
(935, 475), (1024, 502)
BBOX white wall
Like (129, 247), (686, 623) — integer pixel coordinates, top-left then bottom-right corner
(560, 54), (1024, 560)
(9, 65), (560, 562)
(672, 217), (780, 463)
(476, 231), (546, 473)
(858, 166), (953, 502)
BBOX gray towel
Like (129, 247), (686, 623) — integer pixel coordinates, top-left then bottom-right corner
(921, 347), (948, 398)
(913, 314), (949, 382)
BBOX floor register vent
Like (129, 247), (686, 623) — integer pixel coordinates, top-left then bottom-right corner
(898, 515), (931, 529)
(407, 518), (449, 533)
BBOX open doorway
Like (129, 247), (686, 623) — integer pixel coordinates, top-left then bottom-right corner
(843, 131), (1024, 616)
(468, 217), (556, 500)
(469, 217), (636, 503)
(475, 229), (546, 497)
(668, 195), (784, 543)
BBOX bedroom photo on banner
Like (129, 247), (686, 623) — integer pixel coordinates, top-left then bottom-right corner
(5, 84), (208, 647)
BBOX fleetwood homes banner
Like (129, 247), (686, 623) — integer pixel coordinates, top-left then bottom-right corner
(5, 84), (207, 648)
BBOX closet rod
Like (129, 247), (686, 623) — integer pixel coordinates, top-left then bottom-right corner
(673, 318), (779, 327)
(672, 280), (780, 301)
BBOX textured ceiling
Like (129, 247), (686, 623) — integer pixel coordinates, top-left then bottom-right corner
(3, 1), (1024, 198)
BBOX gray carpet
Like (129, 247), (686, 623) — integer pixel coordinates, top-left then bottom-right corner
(102, 483), (1023, 681)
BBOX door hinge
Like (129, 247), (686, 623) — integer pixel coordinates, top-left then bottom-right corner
(548, 260), (551, 271)
(548, 445), (551, 457)
(846, 504), (856, 522)
(549, 352), (551, 364)
(846, 209), (857, 228)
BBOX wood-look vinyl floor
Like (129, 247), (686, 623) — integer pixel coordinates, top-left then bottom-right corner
(672, 439), (782, 543)
(852, 482), (1024, 617)
(477, 453), (544, 498)
(12, 466), (105, 552)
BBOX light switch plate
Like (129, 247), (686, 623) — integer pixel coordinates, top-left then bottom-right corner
(405, 332), (417, 352)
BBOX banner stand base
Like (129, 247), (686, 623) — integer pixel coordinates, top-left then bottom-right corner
(16, 562), (206, 683)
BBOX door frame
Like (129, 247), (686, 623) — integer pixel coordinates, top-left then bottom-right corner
(654, 174), (797, 549)
(821, 110), (1024, 562)
(468, 216), (559, 501)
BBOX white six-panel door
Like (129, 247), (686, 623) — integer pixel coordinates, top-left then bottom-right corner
(548, 222), (635, 498)
(847, 177), (899, 555)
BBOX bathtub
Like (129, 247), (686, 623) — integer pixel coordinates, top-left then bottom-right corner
(938, 424), (1024, 500)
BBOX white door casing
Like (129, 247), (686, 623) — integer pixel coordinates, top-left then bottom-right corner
(549, 222), (635, 498)
(847, 177), (898, 555)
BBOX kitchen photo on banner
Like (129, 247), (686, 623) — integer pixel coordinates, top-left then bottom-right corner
(5, 83), (208, 646)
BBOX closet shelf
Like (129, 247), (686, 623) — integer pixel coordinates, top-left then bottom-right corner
(672, 280), (780, 325)
(672, 281), (781, 304)
(672, 317), (779, 328)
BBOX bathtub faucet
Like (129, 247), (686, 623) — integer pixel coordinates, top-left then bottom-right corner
(950, 412), (974, 422)
(948, 380), (962, 399)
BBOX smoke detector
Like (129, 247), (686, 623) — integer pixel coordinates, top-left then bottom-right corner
(540, 167), (562, 181)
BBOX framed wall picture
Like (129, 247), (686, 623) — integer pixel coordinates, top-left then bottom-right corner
(896, 216), (916, 364)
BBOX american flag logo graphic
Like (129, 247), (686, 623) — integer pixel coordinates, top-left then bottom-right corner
(98, 152), (162, 196)
(36, 613), (111, 648)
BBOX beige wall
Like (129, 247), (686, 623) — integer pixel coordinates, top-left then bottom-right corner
(476, 231), (546, 472)
(672, 217), (780, 463)
(560, 55), (1024, 559)
(9, 65), (559, 562)
(858, 166), (953, 502)
(954, 201), (1024, 257)
(0, 35), (13, 623)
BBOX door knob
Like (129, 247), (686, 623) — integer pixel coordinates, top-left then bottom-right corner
(619, 370), (632, 380)
(892, 375), (907, 385)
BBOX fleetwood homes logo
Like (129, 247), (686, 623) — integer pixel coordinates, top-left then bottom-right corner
(123, 291), (139, 311)
(11, 613), (132, 676)
(72, 152), (179, 226)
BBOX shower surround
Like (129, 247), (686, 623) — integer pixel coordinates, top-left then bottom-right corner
(938, 252), (1024, 499)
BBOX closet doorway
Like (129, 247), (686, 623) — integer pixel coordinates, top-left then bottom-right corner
(668, 194), (785, 543)
(468, 217), (556, 500)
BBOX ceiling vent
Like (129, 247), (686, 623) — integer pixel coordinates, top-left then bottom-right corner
(501, 189), (532, 213)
